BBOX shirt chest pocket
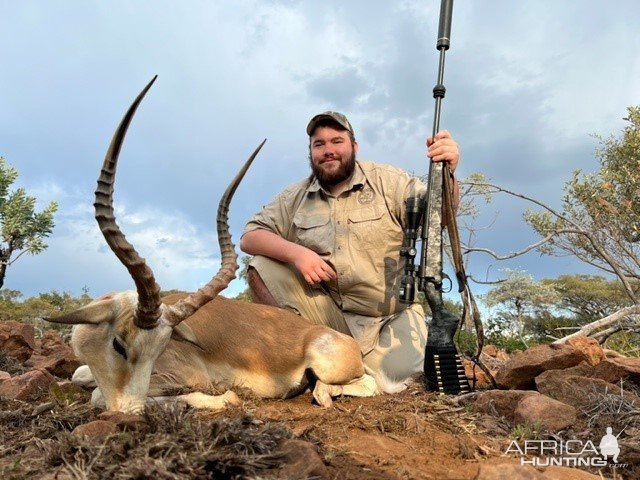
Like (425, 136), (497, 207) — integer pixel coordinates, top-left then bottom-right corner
(292, 212), (333, 255)
(348, 205), (388, 249)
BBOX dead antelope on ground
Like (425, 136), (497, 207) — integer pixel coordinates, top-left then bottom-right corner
(46, 77), (378, 413)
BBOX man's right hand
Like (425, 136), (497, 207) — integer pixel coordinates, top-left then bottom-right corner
(240, 229), (336, 286)
(293, 249), (337, 285)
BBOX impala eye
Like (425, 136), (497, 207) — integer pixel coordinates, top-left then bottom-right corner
(112, 338), (128, 360)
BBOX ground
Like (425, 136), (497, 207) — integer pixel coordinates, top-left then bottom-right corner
(3, 376), (623, 480)
(1, 338), (636, 479)
(245, 383), (508, 479)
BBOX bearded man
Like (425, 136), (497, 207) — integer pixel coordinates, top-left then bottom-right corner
(240, 111), (459, 392)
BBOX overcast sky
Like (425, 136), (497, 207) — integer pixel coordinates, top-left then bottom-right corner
(2, 0), (639, 301)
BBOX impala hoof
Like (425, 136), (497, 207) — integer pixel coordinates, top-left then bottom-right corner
(222, 390), (241, 407)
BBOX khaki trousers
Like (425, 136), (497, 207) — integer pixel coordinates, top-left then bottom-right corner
(249, 255), (428, 386)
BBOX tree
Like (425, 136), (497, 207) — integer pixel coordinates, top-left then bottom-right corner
(541, 274), (631, 322)
(462, 106), (640, 344)
(0, 157), (58, 289)
(0, 288), (92, 320)
(484, 269), (560, 348)
(228, 255), (254, 302)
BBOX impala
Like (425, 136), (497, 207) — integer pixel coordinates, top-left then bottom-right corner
(47, 77), (378, 413)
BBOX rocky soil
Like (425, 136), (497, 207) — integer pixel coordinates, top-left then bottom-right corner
(1, 320), (639, 479)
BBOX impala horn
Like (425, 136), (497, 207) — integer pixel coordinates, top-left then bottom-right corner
(165, 139), (267, 325)
(95, 76), (162, 329)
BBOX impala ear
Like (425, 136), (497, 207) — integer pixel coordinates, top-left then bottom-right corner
(171, 323), (204, 350)
(45, 296), (117, 325)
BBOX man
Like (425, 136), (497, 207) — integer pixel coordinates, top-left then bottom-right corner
(240, 111), (460, 392)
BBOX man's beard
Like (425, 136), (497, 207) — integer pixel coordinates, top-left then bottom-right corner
(310, 151), (356, 188)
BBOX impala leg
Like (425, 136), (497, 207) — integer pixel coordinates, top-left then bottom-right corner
(177, 391), (241, 410)
(312, 374), (378, 408)
(307, 330), (380, 407)
(148, 390), (242, 411)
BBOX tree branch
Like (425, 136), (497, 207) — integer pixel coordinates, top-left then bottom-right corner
(553, 305), (640, 344)
(463, 233), (555, 260)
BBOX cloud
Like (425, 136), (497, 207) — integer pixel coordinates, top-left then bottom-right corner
(3, 0), (640, 301)
(6, 180), (245, 297)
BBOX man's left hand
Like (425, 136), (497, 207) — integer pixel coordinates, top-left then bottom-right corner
(426, 130), (459, 172)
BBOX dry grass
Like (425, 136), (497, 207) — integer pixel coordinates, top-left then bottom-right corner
(581, 381), (640, 431)
(0, 351), (30, 376)
(1, 399), (295, 480)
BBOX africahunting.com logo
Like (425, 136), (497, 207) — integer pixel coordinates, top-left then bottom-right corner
(505, 427), (628, 468)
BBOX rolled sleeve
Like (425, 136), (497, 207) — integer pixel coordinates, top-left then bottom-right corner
(243, 182), (305, 239)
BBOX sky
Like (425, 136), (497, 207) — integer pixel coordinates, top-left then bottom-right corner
(1, 0), (639, 302)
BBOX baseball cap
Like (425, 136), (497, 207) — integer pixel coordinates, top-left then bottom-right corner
(306, 111), (355, 136)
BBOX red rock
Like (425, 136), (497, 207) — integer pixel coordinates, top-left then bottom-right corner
(463, 359), (496, 389)
(535, 369), (640, 409)
(482, 345), (499, 357)
(462, 390), (538, 420)
(24, 350), (81, 379)
(592, 357), (640, 385)
(39, 330), (70, 356)
(495, 350), (510, 361)
(543, 357), (640, 387)
(277, 438), (329, 480)
(566, 336), (605, 366)
(0, 368), (56, 400)
(72, 420), (118, 442)
(97, 411), (146, 431)
(496, 344), (590, 390)
(462, 390), (577, 433)
(513, 394), (577, 432)
(0, 321), (36, 362)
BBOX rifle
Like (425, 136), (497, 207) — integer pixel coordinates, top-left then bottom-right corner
(399, 0), (477, 394)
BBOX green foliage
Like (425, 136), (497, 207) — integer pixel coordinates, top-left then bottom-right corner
(484, 311), (530, 352)
(233, 255), (254, 301)
(604, 330), (640, 358)
(541, 274), (632, 322)
(454, 328), (479, 355)
(456, 172), (495, 219)
(418, 293), (463, 318)
(484, 269), (560, 313)
(238, 255), (251, 281)
(483, 272), (639, 353)
(510, 421), (543, 441)
(160, 289), (186, 297)
(484, 269), (560, 346)
(233, 289), (253, 302)
(0, 157), (58, 288)
(0, 288), (91, 326)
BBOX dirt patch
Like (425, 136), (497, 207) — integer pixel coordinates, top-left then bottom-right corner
(243, 384), (512, 479)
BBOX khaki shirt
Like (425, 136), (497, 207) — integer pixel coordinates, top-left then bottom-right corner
(243, 160), (426, 318)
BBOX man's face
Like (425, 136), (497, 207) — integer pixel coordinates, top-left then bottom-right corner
(309, 125), (358, 187)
